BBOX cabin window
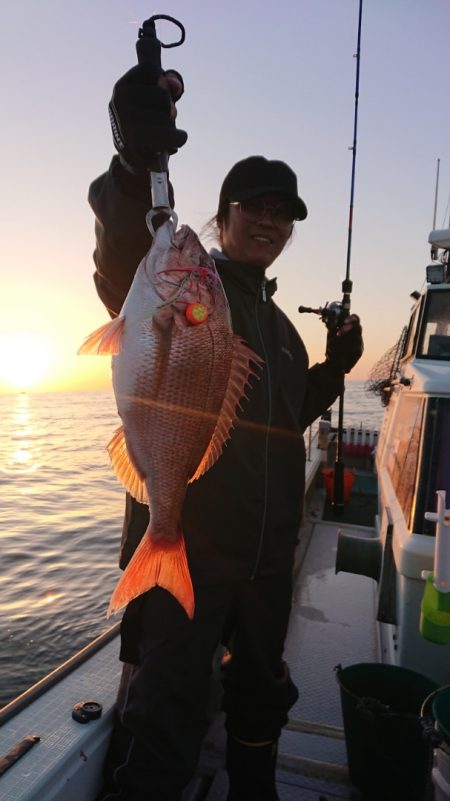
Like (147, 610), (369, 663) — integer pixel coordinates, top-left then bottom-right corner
(414, 398), (450, 536)
(386, 395), (425, 528)
(417, 290), (450, 359)
(403, 300), (423, 359)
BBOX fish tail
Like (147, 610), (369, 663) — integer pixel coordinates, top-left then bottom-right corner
(107, 534), (194, 620)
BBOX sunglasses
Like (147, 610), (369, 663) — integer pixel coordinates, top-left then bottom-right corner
(229, 198), (298, 228)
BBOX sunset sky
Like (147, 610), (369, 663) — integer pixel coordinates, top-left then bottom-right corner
(1, 0), (450, 393)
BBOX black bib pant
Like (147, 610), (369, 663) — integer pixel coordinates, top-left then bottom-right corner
(99, 573), (298, 801)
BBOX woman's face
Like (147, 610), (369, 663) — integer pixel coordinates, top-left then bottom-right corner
(219, 193), (294, 270)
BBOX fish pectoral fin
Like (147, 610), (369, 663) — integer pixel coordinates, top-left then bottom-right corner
(189, 336), (263, 482)
(107, 426), (149, 504)
(107, 535), (194, 619)
(77, 317), (125, 355)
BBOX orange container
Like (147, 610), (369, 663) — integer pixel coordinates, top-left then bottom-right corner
(322, 468), (355, 503)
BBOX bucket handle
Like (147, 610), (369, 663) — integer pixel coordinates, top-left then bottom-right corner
(335, 665), (395, 719)
(334, 664), (424, 723)
(355, 695), (392, 718)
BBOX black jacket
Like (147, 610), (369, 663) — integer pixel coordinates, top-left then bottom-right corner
(88, 157), (343, 583)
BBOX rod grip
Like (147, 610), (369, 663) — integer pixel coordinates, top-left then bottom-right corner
(136, 19), (163, 73)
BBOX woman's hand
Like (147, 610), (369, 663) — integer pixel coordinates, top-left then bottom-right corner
(108, 64), (188, 171)
(326, 315), (364, 373)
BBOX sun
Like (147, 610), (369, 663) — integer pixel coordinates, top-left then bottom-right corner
(0, 332), (56, 391)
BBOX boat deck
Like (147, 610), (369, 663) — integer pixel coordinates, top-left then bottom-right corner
(0, 452), (381, 801)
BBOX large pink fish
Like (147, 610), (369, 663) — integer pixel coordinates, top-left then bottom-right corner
(79, 217), (261, 618)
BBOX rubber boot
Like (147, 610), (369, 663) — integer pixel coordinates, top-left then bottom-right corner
(226, 736), (280, 801)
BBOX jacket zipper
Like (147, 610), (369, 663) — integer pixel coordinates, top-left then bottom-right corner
(250, 280), (272, 579)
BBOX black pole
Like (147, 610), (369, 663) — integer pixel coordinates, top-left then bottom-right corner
(332, 0), (363, 514)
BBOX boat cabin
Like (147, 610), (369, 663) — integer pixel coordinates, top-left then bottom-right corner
(372, 228), (450, 683)
(379, 228), (450, 535)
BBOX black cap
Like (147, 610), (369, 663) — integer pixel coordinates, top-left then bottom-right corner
(218, 155), (308, 221)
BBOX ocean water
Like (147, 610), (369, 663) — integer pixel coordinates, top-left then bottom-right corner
(0, 383), (383, 708)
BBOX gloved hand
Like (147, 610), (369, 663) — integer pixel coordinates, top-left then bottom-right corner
(108, 64), (188, 171)
(326, 315), (364, 373)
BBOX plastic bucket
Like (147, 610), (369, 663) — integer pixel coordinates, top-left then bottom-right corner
(432, 687), (450, 800)
(336, 663), (438, 801)
(433, 687), (450, 742)
(322, 468), (355, 503)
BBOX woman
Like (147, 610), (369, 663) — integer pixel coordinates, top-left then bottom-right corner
(91, 64), (363, 801)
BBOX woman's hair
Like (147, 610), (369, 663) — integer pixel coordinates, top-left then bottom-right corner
(200, 200), (230, 246)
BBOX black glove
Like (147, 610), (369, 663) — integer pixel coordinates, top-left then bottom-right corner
(108, 64), (188, 171)
(326, 317), (364, 373)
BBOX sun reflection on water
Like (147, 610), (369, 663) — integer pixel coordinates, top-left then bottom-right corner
(8, 393), (40, 474)
(0, 591), (65, 615)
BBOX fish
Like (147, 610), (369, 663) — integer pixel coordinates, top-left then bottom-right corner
(79, 215), (262, 619)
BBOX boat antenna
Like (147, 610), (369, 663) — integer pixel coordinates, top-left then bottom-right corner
(332, 0), (364, 515)
(433, 158), (440, 230)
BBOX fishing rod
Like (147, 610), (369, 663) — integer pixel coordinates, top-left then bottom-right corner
(299, 0), (364, 514)
(332, 0), (363, 514)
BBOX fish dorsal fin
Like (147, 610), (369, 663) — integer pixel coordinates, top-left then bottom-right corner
(107, 426), (149, 504)
(78, 317), (125, 355)
(189, 336), (263, 483)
